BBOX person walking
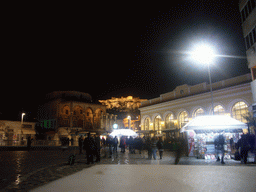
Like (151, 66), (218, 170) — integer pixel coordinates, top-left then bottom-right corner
(128, 136), (134, 154)
(157, 137), (164, 159)
(113, 136), (118, 153)
(84, 133), (96, 164)
(238, 134), (251, 164)
(120, 136), (126, 153)
(145, 137), (152, 159)
(151, 137), (158, 160)
(95, 135), (101, 162)
(78, 135), (84, 154)
(174, 138), (186, 165)
(214, 133), (225, 164)
(106, 136), (113, 158)
(27, 136), (32, 151)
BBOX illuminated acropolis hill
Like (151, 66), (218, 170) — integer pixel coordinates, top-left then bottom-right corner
(99, 96), (147, 111)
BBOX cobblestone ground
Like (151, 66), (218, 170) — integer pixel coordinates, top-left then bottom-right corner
(2, 148), (255, 191)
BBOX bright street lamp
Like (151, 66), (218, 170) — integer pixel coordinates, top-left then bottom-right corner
(191, 44), (215, 114)
(21, 113), (25, 124)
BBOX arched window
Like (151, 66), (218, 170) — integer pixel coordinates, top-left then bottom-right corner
(73, 106), (84, 127)
(179, 111), (188, 128)
(232, 101), (249, 123)
(213, 105), (225, 115)
(144, 118), (150, 130)
(154, 115), (162, 133)
(94, 109), (103, 129)
(194, 108), (205, 117)
(165, 114), (174, 129)
(85, 108), (93, 129)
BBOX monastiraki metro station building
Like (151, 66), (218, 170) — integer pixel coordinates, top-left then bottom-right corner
(139, 74), (253, 139)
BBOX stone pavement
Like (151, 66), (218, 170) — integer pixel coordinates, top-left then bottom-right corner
(31, 165), (256, 192)
(2, 149), (255, 191)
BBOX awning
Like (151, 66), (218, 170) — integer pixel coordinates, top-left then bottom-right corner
(180, 115), (247, 133)
(110, 129), (138, 137)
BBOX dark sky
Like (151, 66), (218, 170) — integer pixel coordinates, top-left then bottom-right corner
(1, 0), (250, 121)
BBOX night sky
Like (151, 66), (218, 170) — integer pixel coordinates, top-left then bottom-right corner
(1, 0), (250, 121)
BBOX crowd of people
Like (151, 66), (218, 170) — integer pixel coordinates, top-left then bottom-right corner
(78, 132), (255, 165)
(78, 133), (187, 164)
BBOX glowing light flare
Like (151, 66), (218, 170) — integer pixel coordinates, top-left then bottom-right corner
(191, 44), (215, 65)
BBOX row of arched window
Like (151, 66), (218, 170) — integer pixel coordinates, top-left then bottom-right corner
(59, 105), (103, 128)
(143, 101), (249, 132)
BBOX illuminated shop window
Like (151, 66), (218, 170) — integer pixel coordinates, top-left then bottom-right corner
(179, 111), (189, 128)
(232, 101), (249, 123)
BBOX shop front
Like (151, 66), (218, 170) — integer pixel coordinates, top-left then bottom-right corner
(181, 115), (247, 159)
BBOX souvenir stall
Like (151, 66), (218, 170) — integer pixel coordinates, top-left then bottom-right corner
(180, 115), (247, 159)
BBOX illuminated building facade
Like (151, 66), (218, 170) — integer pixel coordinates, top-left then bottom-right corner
(99, 96), (147, 131)
(239, 0), (256, 114)
(140, 74), (253, 138)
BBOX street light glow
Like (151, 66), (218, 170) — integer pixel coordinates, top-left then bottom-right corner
(191, 44), (215, 65)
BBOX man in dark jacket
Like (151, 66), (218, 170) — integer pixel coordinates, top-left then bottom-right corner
(84, 133), (96, 164)
(238, 134), (251, 164)
(94, 135), (101, 162)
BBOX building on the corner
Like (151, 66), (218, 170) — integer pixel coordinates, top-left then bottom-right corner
(99, 96), (147, 131)
(239, 0), (256, 114)
(0, 120), (36, 146)
(37, 91), (116, 142)
(139, 74), (253, 139)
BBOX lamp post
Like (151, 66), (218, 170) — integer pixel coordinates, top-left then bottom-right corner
(192, 44), (215, 114)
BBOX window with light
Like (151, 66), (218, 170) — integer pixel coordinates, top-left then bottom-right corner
(179, 111), (189, 128)
(144, 118), (150, 130)
(165, 114), (175, 129)
(154, 115), (162, 133)
(232, 101), (249, 123)
(213, 105), (225, 115)
(194, 108), (205, 117)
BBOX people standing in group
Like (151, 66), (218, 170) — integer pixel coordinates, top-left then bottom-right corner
(214, 133), (225, 164)
(151, 137), (158, 160)
(157, 137), (164, 159)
